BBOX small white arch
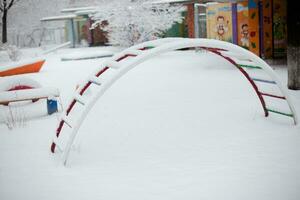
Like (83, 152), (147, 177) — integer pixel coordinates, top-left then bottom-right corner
(51, 38), (298, 165)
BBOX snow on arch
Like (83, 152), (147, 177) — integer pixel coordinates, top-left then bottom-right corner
(51, 38), (298, 165)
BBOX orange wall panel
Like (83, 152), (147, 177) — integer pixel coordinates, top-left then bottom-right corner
(248, 0), (260, 56)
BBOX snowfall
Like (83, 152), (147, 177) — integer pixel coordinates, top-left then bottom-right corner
(0, 44), (300, 200)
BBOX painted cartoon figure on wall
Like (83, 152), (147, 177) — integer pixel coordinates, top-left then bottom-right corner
(240, 23), (249, 48)
(206, 2), (233, 42)
(214, 16), (229, 40)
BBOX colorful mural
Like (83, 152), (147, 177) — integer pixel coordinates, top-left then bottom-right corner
(248, 0), (260, 56)
(236, 0), (260, 56)
(262, 0), (273, 58)
(176, 0), (287, 58)
(237, 1), (249, 49)
(273, 0), (287, 58)
(206, 3), (233, 42)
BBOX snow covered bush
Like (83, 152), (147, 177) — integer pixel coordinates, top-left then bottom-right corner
(0, 42), (21, 61)
(1, 105), (27, 130)
(5, 44), (21, 61)
(92, 0), (185, 47)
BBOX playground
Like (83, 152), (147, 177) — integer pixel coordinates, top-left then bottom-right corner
(0, 40), (300, 200)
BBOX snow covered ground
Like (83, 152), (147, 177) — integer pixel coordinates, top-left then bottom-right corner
(0, 46), (300, 200)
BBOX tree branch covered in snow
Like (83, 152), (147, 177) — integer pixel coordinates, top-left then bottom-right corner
(91, 0), (185, 47)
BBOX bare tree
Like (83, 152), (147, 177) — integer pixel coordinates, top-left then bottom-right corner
(0, 0), (20, 43)
(6, 0), (68, 47)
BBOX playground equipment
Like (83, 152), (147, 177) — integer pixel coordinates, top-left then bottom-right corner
(0, 87), (59, 106)
(0, 76), (42, 91)
(0, 77), (60, 118)
(0, 41), (71, 77)
(0, 58), (45, 77)
(50, 38), (298, 165)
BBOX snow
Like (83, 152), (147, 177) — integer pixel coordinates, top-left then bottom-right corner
(74, 9), (97, 16)
(40, 15), (77, 21)
(0, 76), (42, 91)
(42, 42), (72, 55)
(61, 6), (97, 13)
(0, 58), (45, 72)
(0, 87), (59, 103)
(61, 50), (113, 61)
(0, 46), (300, 200)
(151, 0), (192, 4)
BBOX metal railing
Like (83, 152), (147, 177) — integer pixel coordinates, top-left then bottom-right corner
(7, 26), (66, 47)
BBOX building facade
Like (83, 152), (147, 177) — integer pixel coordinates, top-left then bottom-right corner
(193, 0), (287, 59)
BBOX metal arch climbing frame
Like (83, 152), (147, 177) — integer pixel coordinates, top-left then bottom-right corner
(51, 38), (298, 165)
(205, 48), (268, 117)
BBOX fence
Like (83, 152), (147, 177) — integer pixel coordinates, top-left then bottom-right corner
(6, 26), (66, 48)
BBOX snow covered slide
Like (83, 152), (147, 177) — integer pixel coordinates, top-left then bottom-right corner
(50, 38), (298, 165)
